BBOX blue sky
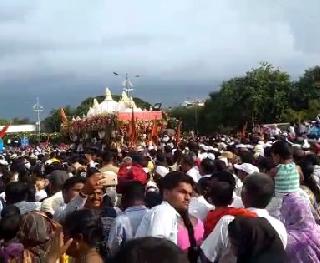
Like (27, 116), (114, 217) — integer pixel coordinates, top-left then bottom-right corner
(0, 0), (320, 119)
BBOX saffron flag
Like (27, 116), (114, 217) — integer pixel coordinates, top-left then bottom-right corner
(129, 108), (137, 147)
(60, 108), (68, 123)
(0, 124), (10, 138)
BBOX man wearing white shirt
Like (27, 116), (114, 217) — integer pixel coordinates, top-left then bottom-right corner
(201, 173), (287, 263)
(108, 181), (148, 254)
(181, 154), (201, 183)
(5, 182), (41, 215)
(52, 176), (86, 222)
(136, 171), (194, 244)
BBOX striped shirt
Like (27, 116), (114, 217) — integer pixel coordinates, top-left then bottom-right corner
(275, 163), (300, 193)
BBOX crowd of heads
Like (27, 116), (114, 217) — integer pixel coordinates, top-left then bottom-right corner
(0, 125), (320, 262)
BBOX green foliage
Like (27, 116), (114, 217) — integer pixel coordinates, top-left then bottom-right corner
(169, 106), (200, 131)
(0, 117), (31, 125)
(169, 63), (320, 134)
(0, 119), (8, 126)
(43, 106), (74, 132)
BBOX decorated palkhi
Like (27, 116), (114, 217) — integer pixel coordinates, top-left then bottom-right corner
(61, 88), (163, 147)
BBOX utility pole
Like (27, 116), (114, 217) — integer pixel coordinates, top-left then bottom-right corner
(33, 97), (44, 144)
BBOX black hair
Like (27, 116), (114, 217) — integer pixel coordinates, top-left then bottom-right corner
(85, 148), (98, 156)
(164, 145), (172, 154)
(86, 167), (101, 177)
(212, 171), (236, 189)
(0, 214), (21, 241)
(156, 153), (167, 166)
(270, 140), (292, 161)
(121, 181), (146, 208)
(213, 159), (227, 172)
(210, 181), (234, 207)
(102, 151), (115, 163)
(130, 152), (144, 165)
(300, 159), (320, 203)
(200, 158), (215, 175)
(26, 183), (36, 202)
(238, 151), (254, 165)
(64, 209), (103, 248)
(62, 176), (86, 192)
(145, 192), (162, 208)
(47, 170), (69, 194)
(0, 205), (21, 242)
(181, 154), (194, 167)
(179, 210), (199, 263)
(166, 155), (175, 167)
(5, 182), (28, 204)
(111, 237), (188, 263)
(228, 216), (286, 263)
(1, 204), (20, 218)
(257, 157), (274, 173)
(243, 173), (274, 208)
(159, 171), (194, 194)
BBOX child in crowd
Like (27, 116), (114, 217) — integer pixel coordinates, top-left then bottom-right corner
(204, 171), (256, 237)
(267, 140), (301, 219)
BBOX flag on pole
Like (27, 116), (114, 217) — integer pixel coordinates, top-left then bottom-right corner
(0, 124), (10, 138)
(129, 108), (137, 147)
(150, 120), (158, 143)
(60, 108), (68, 123)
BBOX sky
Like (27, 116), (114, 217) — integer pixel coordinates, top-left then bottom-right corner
(0, 0), (320, 120)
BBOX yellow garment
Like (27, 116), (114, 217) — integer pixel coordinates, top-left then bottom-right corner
(147, 161), (154, 173)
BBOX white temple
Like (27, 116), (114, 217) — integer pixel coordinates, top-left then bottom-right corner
(86, 88), (143, 117)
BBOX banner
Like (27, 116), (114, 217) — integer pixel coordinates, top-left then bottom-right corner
(117, 111), (162, 121)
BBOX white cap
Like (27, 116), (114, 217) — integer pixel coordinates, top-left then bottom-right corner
(146, 181), (159, 192)
(0, 159), (8, 166)
(202, 146), (209, 152)
(303, 139), (310, 149)
(155, 166), (169, 177)
(234, 163), (259, 175)
(136, 146), (144, 152)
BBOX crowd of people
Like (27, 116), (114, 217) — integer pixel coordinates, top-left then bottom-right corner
(0, 130), (320, 262)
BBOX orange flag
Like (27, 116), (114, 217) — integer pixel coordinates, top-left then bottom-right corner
(130, 108), (137, 147)
(60, 108), (68, 123)
(151, 120), (158, 142)
(0, 124), (10, 138)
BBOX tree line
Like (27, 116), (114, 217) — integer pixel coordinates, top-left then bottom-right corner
(169, 63), (320, 134)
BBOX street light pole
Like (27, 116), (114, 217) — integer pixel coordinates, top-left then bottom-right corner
(113, 71), (141, 98)
(33, 97), (44, 144)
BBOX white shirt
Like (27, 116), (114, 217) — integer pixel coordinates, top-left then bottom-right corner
(135, 201), (180, 244)
(41, 191), (64, 215)
(189, 196), (214, 221)
(201, 207), (287, 263)
(187, 167), (201, 183)
(108, 205), (148, 254)
(14, 201), (41, 215)
(189, 194), (243, 221)
(53, 194), (87, 222)
(35, 189), (47, 202)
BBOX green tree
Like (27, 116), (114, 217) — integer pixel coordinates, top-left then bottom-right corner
(200, 63), (292, 133)
(169, 106), (200, 131)
(43, 106), (74, 132)
(288, 66), (320, 114)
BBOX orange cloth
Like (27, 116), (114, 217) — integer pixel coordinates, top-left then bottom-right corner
(204, 207), (257, 238)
